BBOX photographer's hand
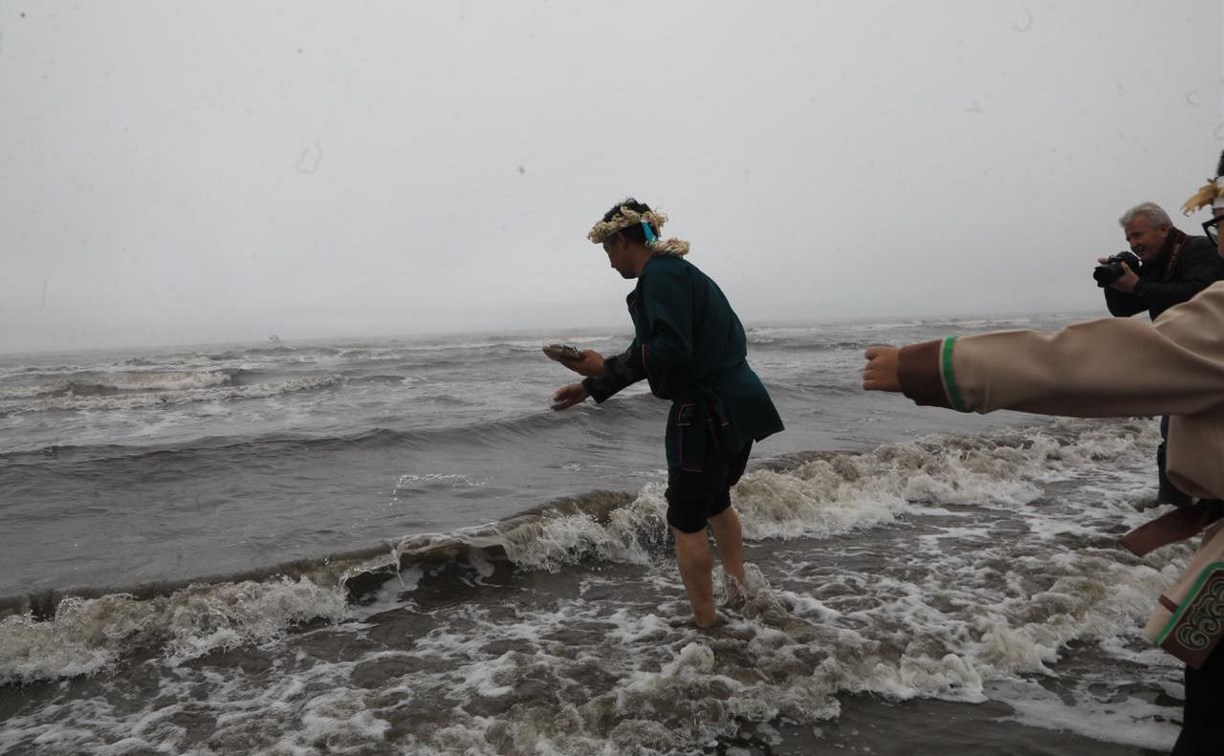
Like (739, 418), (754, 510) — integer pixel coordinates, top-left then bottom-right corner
(1108, 263), (1140, 293)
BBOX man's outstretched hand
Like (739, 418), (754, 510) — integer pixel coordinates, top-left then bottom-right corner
(862, 346), (902, 392)
(546, 349), (606, 378)
(550, 382), (589, 411)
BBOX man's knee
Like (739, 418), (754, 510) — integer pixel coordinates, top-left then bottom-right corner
(672, 527), (712, 560)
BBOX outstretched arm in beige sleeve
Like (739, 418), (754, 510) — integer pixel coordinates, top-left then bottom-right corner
(869, 283), (1224, 419)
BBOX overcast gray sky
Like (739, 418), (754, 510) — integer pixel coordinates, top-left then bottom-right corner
(2, 1), (1221, 353)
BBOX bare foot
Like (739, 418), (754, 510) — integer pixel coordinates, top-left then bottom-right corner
(724, 574), (748, 610)
(672, 610), (724, 629)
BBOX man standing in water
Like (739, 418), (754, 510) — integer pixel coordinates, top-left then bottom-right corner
(549, 199), (784, 628)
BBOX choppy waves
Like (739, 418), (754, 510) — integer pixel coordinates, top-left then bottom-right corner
(0, 578), (347, 685)
(0, 370), (343, 417)
(0, 417), (1188, 754)
(1, 418), (1175, 684)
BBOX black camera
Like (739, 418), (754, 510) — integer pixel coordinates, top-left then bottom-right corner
(1093, 250), (1141, 287)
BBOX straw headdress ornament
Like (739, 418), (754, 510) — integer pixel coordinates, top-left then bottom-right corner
(1181, 150), (1224, 215)
(587, 204), (691, 257)
(1181, 179), (1224, 215)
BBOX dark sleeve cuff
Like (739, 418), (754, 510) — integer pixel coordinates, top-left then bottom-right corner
(897, 340), (952, 409)
(582, 376), (611, 403)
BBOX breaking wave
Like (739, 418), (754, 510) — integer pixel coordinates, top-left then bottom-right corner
(0, 417), (1173, 688)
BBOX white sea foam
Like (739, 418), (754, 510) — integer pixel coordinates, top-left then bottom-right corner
(0, 370), (232, 403)
(94, 369), (235, 392)
(0, 577), (345, 685)
(394, 472), (486, 489)
(0, 534), (1181, 754)
(371, 417), (1167, 601)
(0, 416), (1191, 754)
(993, 677), (1179, 752)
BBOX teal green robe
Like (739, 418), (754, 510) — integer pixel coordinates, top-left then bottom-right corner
(583, 255), (784, 470)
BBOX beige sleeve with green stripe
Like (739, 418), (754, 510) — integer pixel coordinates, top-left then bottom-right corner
(897, 292), (1224, 418)
(896, 337), (962, 411)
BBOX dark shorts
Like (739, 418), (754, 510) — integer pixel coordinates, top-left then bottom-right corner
(665, 440), (753, 534)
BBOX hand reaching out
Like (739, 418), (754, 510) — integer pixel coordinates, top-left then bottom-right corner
(862, 346), (902, 392)
(550, 382), (589, 411)
(546, 349), (606, 378)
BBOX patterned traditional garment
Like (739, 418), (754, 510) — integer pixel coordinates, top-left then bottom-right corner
(1155, 543), (1223, 668)
(892, 281), (1224, 668)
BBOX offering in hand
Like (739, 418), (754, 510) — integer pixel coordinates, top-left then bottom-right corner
(542, 343), (583, 362)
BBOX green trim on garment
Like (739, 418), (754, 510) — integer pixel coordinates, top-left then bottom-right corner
(941, 337), (967, 412)
(1155, 561), (1224, 645)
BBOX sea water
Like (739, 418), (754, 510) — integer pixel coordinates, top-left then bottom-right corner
(0, 314), (1184, 754)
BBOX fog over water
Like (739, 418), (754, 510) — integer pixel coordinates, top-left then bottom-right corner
(2, 0), (1221, 353)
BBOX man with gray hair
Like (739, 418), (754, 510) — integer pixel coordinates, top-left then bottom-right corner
(1096, 201), (1224, 505)
(1099, 202), (1222, 319)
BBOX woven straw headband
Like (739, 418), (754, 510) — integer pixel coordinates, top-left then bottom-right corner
(1182, 178), (1224, 215)
(587, 205), (691, 257)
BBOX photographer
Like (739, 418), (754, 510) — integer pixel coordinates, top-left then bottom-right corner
(1097, 202), (1222, 320)
(862, 158), (1224, 754)
(1095, 202), (1224, 506)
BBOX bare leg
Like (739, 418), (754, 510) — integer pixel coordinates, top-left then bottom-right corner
(672, 527), (717, 627)
(709, 507), (747, 604)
